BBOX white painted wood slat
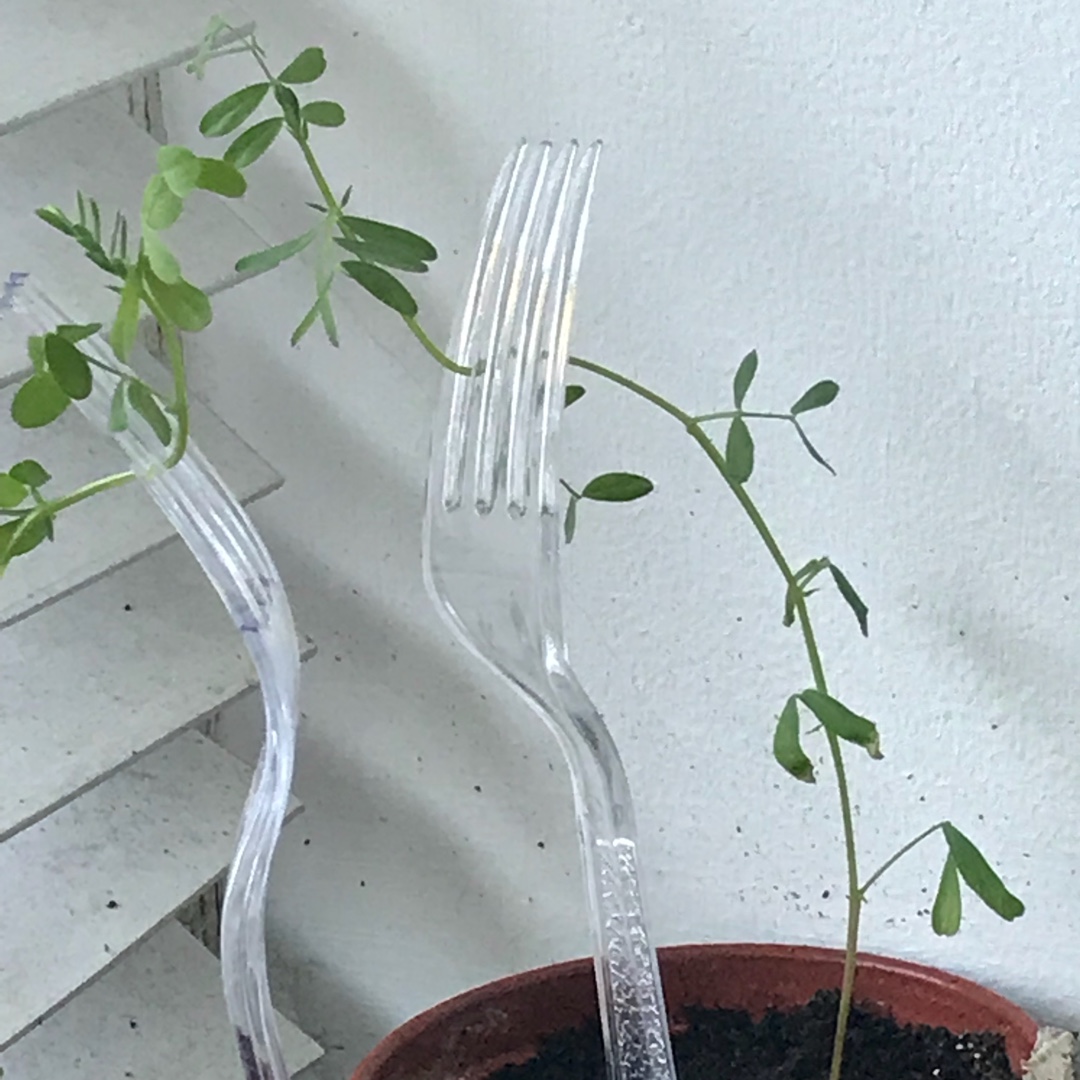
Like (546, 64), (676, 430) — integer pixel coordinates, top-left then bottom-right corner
(0, 369), (280, 629)
(0, 91), (269, 386)
(0, 921), (323, 1078)
(0, 731), (301, 1050)
(0, 3), (252, 134)
(0, 542), (314, 846)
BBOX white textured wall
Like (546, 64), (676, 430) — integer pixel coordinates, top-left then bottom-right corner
(165, 2), (1080, 1075)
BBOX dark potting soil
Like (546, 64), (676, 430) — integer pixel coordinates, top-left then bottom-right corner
(490, 990), (1018, 1080)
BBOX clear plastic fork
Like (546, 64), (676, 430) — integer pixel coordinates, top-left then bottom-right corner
(5, 279), (298, 1080)
(423, 143), (678, 1080)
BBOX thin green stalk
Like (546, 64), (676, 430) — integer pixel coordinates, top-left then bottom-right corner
(859, 823), (945, 898)
(569, 354), (863, 1080)
(692, 409), (793, 424)
(46, 469), (136, 513)
(403, 317), (470, 375)
(140, 296), (190, 469)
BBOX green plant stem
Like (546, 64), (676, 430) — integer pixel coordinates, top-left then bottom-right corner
(404, 317), (470, 375)
(859, 823), (945, 898)
(46, 470), (135, 513)
(140, 296), (190, 469)
(569, 354), (863, 1080)
(692, 409), (793, 423)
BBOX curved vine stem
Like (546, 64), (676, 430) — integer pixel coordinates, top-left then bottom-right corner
(568, 354), (862, 1080)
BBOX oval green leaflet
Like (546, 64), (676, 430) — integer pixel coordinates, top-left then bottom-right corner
(302, 101), (346, 127)
(199, 83), (270, 137)
(733, 350), (758, 409)
(9, 460), (50, 489)
(726, 416), (754, 484)
(791, 380), (839, 415)
(11, 373), (69, 428)
(773, 695), (815, 783)
(278, 47), (327, 84)
(44, 334), (93, 400)
(340, 260), (418, 318)
(581, 473), (654, 502)
(931, 853), (962, 936)
(340, 217), (437, 264)
(798, 689), (882, 759)
(224, 117), (284, 168)
(0, 474), (28, 509)
(941, 822), (1024, 922)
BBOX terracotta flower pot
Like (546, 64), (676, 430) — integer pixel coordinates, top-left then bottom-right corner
(352, 943), (1038, 1080)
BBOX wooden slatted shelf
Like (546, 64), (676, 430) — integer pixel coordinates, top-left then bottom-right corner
(0, 90), (269, 386)
(0, 543), (314, 845)
(0, 731), (302, 1050)
(0, 920), (322, 1078)
(0, 2), (251, 134)
(0, 363), (280, 628)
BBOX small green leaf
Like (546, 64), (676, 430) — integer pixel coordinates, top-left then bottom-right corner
(108, 381), (130, 433)
(828, 564), (869, 637)
(199, 83), (270, 137)
(35, 205), (76, 237)
(333, 235), (428, 273)
(733, 350), (758, 409)
(141, 175), (184, 231)
(11, 374), (69, 428)
(44, 334), (93, 400)
(143, 272), (212, 333)
(127, 381), (173, 446)
(798, 689), (882, 759)
(791, 380), (840, 415)
(195, 157), (247, 198)
(792, 418), (836, 475)
(726, 416), (754, 483)
(317, 290), (339, 347)
(340, 260), (418, 317)
(773, 696), (815, 783)
(565, 385), (586, 408)
(932, 854), (962, 936)
(235, 229), (317, 275)
(27, 336), (46, 374)
(564, 496), (579, 544)
(55, 323), (102, 343)
(341, 216), (437, 263)
(142, 229), (182, 284)
(157, 145), (202, 197)
(278, 47), (327, 84)
(581, 473), (654, 502)
(341, 185), (353, 207)
(9, 460), (50, 488)
(0, 514), (49, 560)
(783, 585), (797, 628)
(0, 475), (28, 508)
(273, 84), (303, 132)
(302, 100), (346, 127)
(224, 117), (284, 168)
(941, 823), (1025, 922)
(111, 268), (143, 361)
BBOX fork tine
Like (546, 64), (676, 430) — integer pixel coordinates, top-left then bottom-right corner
(473, 142), (553, 512)
(537, 142), (602, 514)
(505, 142), (581, 517)
(442, 142), (526, 510)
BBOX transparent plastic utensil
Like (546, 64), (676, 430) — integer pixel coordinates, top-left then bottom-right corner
(423, 143), (678, 1080)
(3, 278), (298, 1080)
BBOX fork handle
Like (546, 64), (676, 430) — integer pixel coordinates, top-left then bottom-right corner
(549, 672), (678, 1080)
(582, 830), (677, 1080)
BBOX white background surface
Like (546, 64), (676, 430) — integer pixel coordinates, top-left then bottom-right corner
(160, 2), (1080, 1075)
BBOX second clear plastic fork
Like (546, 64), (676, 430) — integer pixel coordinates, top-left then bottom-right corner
(5, 280), (299, 1080)
(424, 143), (678, 1080)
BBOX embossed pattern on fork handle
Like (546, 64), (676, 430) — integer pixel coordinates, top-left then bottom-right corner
(590, 837), (676, 1080)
